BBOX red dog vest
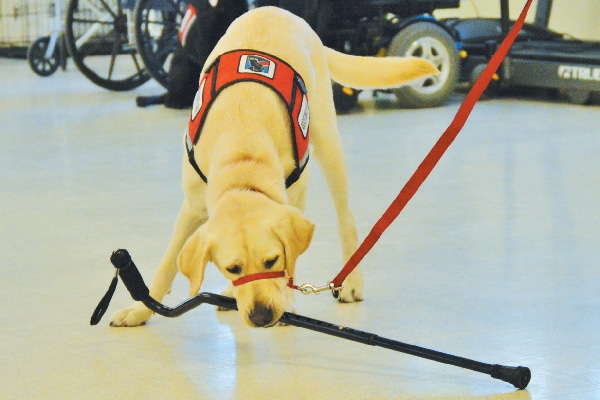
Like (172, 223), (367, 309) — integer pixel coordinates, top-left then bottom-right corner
(186, 49), (310, 188)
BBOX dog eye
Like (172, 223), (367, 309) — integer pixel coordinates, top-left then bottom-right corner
(264, 256), (279, 269)
(227, 265), (242, 275)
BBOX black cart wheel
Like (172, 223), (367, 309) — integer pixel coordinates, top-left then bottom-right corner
(332, 83), (360, 114)
(27, 36), (60, 77)
(563, 89), (591, 105)
(65, 0), (150, 91)
(135, 0), (188, 89)
(388, 22), (458, 108)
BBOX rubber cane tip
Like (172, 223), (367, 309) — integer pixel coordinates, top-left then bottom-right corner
(110, 249), (131, 269)
(516, 366), (532, 389)
(491, 365), (531, 389)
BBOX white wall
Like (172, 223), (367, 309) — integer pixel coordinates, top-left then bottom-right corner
(0, 0), (53, 46)
(434, 0), (600, 41)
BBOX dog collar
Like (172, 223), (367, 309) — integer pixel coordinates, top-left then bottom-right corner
(186, 49), (310, 188)
(232, 271), (291, 287)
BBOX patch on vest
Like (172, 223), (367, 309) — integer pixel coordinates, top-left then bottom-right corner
(298, 94), (309, 138)
(238, 54), (276, 79)
(191, 77), (206, 121)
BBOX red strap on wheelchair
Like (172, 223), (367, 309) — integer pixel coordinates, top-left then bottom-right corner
(330, 0), (534, 289)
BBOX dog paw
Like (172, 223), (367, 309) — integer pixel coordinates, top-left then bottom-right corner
(335, 270), (364, 303)
(109, 303), (153, 327)
(336, 286), (364, 303)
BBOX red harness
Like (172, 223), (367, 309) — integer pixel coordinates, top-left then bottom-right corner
(186, 49), (310, 188)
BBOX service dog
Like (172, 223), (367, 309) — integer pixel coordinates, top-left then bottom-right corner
(110, 7), (437, 328)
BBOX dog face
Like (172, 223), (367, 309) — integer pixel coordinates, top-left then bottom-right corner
(178, 190), (314, 327)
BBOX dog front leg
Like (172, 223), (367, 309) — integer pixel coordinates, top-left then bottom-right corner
(311, 123), (363, 303)
(110, 200), (207, 326)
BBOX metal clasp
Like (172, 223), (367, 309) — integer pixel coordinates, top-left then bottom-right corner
(296, 281), (343, 296)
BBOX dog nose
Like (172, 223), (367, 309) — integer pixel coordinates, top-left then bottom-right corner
(248, 304), (274, 327)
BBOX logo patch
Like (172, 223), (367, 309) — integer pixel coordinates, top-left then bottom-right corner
(191, 77), (206, 121)
(238, 54), (276, 79)
(298, 95), (309, 138)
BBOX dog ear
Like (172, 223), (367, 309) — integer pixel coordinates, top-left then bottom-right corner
(177, 224), (212, 297)
(273, 205), (314, 279)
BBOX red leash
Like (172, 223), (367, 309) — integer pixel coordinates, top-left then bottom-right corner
(330, 0), (534, 290)
(227, 0), (533, 294)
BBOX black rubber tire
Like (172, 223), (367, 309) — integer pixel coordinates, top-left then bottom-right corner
(332, 83), (360, 114)
(135, 0), (188, 89)
(388, 22), (458, 108)
(563, 89), (591, 105)
(64, 0), (150, 91)
(27, 36), (59, 77)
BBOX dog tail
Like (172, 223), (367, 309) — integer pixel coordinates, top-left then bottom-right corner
(325, 47), (439, 90)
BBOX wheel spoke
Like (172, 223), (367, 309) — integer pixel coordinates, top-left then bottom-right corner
(66, 0), (150, 90)
(75, 14), (112, 49)
(97, 0), (118, 19)
(71, 17), (113, 25)
(131, 52), (145, 75)
(421, 42), (433, 60)
(108, 34), (121, 80)
(78, 0), (115, 20)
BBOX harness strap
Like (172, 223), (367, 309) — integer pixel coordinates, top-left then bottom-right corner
(330, 0), (534, 289)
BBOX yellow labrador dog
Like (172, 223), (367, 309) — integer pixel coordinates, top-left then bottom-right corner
(111, 7), (437, 328)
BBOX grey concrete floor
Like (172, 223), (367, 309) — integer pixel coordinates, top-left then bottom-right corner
(1, 57), (599, 400)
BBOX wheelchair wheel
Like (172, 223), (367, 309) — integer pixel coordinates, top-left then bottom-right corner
(65, 0), (151, 91)
(135, 0), (188, 89)
(388, 22), (458, 108)
(27, 36), (60, 77)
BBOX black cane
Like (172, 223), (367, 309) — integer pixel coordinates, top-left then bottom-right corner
(94, 249), (530, 390)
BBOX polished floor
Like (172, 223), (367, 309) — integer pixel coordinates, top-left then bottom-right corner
(1, 58), (599, 400)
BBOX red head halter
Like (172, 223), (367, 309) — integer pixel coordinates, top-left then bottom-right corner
(231, 271), (296, 288)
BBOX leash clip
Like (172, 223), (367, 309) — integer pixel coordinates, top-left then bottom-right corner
(296, 281), (343, 296)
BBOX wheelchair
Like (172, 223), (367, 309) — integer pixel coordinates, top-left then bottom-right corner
(64, 0), (187, 91)
(316, 0), (461, 111)
(63, 0), (460, 112)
